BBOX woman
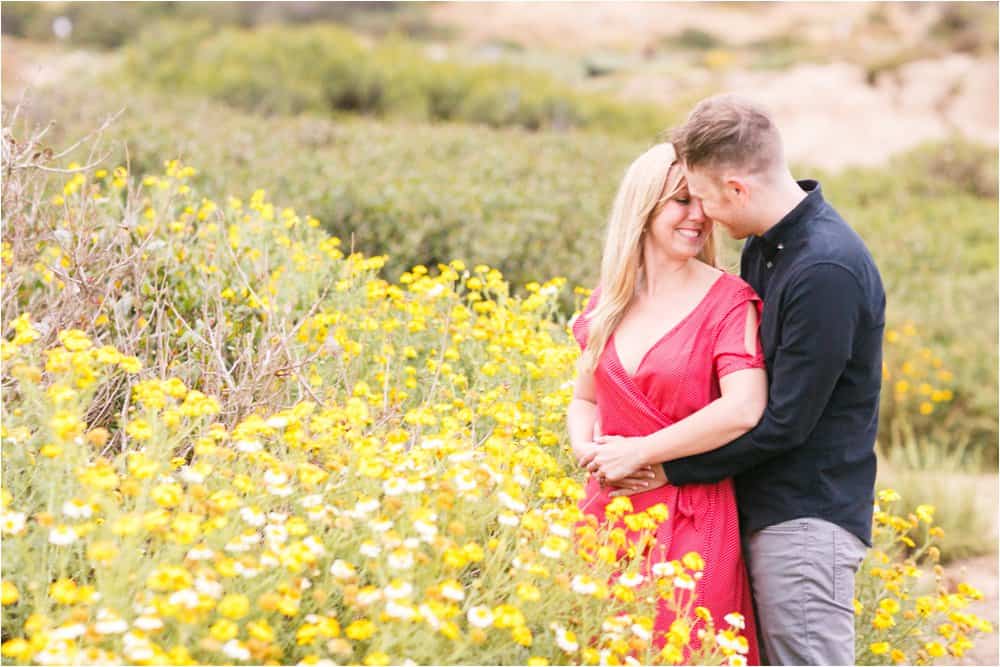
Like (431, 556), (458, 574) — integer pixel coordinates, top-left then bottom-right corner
(567, 142), (765, 663)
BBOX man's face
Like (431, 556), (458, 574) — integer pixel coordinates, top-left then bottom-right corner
(684, 165), (753, 240)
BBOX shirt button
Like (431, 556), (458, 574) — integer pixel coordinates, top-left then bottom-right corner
(766, 261), (773, 268)
(777, 243), (784, 250)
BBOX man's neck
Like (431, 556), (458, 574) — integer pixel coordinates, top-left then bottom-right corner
(753, 176), (809, 237)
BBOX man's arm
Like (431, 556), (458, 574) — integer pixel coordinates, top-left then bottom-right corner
(662, 262), (864, 486)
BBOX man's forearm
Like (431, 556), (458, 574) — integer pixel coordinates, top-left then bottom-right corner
(636, 392), (762, 467)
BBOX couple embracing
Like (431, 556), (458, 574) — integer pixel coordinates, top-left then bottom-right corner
(567, 95), (885, 666)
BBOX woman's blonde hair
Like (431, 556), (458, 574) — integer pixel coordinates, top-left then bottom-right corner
(579, 142), (718, 374)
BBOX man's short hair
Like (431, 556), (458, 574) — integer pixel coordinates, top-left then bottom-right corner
(671, 94), (784, 175)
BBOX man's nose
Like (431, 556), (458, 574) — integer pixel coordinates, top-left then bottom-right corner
(688, 198), (707, 222)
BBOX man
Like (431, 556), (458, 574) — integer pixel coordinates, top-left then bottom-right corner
(658, 95), (884, 665)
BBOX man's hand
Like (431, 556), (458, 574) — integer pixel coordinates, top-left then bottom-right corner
(607, 463), (667, 497)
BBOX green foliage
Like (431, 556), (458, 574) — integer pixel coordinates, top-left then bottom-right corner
(0, 2), (410, 48)
(118, 22), (672, 137)
(23, 72), (1000, 465)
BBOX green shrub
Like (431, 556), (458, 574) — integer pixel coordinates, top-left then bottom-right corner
(119, 22), (673, 137)
(22, 76), (1000, 464)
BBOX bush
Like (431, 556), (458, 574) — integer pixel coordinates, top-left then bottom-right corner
(119, 21), (674, 137)
(20, 76), (1000, 463)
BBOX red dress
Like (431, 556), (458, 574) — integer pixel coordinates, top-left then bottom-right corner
(572, 272), (763, 664)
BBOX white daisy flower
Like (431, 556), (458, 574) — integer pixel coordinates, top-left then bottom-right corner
(94, 609), (128, 634)
(385, 600), (417, 620)
(360, 541), (381, 558)
(674, 575), (695, 590)
(384, 580), (414, 600)
(1, 511), (26, 535)
(239, 530), (262, 546)
(549, 523), (571, 538)
(553, 626), (579, 653)
(448, 451), (475, 464)
(498, 512), (519, 527)
(414, 519), (438, 539)
(51, 623), (86, 640)
(48, 525), (78, 546)
(303, 536), (325, 556)
(440, 581), (465, 602)
(405, 479), (426, 493)
(356, 587), (383, 606)
(388, 549), (414, 571)
(453, 472), (477, 492)
(235, 439), (262, 453)
(571, 575), (597, 595)
(234, 562), (260, 579)
(186, 545), (215, 561)
(370, 519), (393, 533)
(355, 498), (380, 515)
(168, 589), (200, 609)
(724, 612), (746, 630)
(133, 615), (163, 631)
(420, 437), (443, 450)
(300, 494), (323, 508)
(222, 639), (250, 661)
(62, 499), (93, 519)
(194, 577), (223, 599)
(618, 572), (645, 588)
(383, 478), (407, 497)
(330, 559), (357, 581)
(240, 507), (266, 527)
(263, 470), (287, 487)
(179, 467), (205, 484)
(498, 491), (526, 513)
(651, 561), (676, 577)
(264, 524), (288, 546)
(269, 483), (293, 497)
(265, 416), (288, 429)
(224, 539), (249, 553)
(467, 605), (494, 629)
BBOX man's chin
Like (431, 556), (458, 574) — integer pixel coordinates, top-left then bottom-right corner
(717, 224), (747, 240)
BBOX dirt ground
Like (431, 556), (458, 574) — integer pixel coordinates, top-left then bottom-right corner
(431, 1), (997, 171)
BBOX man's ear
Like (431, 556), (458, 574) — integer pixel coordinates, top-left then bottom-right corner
(723, 175), (749, 203)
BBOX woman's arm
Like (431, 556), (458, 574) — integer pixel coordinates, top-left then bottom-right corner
(633, 302), (766, 466)
(583, 303), (766, 479)
(567, 355), (600, 464)
(633, 365), (766, 466)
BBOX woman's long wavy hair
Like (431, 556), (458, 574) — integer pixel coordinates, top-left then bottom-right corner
(579, 142), (718, 375)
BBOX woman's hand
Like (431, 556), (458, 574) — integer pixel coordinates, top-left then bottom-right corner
(608, 463), (667, 497)
(580, 434), (651, 482)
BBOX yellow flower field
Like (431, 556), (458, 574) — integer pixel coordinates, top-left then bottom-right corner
(0, 152), (992, 665)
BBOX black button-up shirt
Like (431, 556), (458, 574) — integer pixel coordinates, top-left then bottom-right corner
(662, 180), (886, 547)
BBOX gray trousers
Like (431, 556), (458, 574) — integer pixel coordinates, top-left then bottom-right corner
(743, 517), (869, 666)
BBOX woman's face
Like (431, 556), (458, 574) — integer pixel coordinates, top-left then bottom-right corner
(644, 184), (713, 261)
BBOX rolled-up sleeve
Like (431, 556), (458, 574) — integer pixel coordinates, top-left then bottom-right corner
(663, 263), (863, 485)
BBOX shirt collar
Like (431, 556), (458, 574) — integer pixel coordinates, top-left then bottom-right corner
(757, 179), (823, 261)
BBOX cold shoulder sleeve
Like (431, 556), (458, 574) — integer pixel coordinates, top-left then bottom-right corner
(712, 284), (765, 378)
(571, 286), (601, 351)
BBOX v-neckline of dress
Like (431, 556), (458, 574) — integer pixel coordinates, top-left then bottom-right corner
(611, 273), (727, 381)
